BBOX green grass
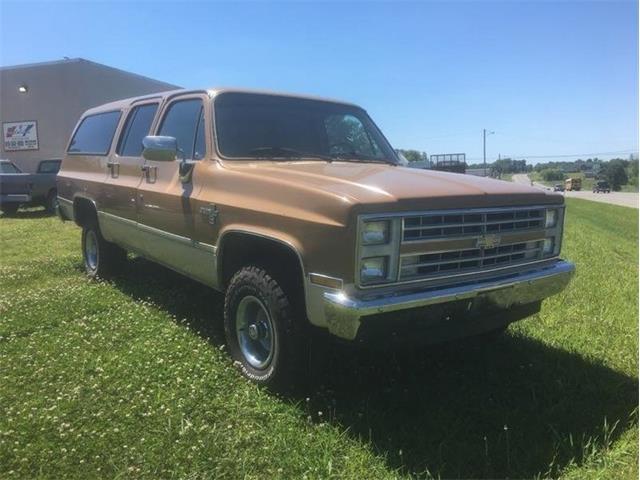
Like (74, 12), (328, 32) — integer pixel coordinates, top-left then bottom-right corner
(1, 201), (638, 479)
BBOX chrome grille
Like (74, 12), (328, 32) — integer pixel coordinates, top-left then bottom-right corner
(403, 208), (545, 242)
(400, 240), (544, 281)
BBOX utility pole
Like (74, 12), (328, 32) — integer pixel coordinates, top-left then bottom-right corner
(483, 129), (487, 177)
(483, 129), (494, 177)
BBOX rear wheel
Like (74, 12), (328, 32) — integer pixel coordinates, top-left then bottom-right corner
(81, 222), (126, 279)
(224, 266), (306, 389)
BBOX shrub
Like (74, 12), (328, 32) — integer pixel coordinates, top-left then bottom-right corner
(540, 169), (566, 182)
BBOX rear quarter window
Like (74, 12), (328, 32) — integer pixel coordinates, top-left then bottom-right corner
(67, 111), (121, 155)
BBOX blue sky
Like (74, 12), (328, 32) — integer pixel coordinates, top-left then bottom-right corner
(1, 1), (638, 164)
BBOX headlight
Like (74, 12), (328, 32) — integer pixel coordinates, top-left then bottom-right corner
(360, 256), (388, 284)
(545, 209), (558, 228)
(542, 238), (555, 255)
(362, 220), (390, 245)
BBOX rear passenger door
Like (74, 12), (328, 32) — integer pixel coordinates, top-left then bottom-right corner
(101, 101), (159, 223)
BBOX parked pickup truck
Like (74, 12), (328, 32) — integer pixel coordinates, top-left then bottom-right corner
(0, 159), (61, 214)
(57, 89), (575, 387)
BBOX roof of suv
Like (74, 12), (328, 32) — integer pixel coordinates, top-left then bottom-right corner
(82, 88), (361, 116)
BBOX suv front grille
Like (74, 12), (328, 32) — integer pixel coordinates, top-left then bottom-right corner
(399, 240), (544, 281)
(403, 208), (544, 242)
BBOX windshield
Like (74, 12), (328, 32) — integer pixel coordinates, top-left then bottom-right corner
(214, 92), (397, 164)
(0, 162), (21, 174)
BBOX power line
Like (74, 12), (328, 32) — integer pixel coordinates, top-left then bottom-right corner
(499, 150), (638, 159)
(463, 149), (637, 162)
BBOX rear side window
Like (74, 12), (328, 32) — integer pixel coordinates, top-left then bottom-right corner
(117, 103), (159, 157)
(157, 99), (205, 160)
(68, 111), (121, 155)
(37, 160), (61, 173)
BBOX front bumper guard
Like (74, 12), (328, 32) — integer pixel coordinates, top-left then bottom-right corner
(323, 260), (575, 340)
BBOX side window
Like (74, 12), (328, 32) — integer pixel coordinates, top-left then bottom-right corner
(0, 162), (21, 174)
(68, 111), (121, 155)
(117, 103), (159, 157)
(194, 108), (206, 160)
(37, 160), (61, 173)
(157, 99), (205, 160)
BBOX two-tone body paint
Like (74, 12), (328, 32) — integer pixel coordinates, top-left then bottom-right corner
(57, 87), (566, 335)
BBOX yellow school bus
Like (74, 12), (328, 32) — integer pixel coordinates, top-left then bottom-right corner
(565, 177), (582, 191)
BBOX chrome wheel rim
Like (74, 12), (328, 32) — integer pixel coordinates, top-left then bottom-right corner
(235, 295), (274, 369)
(85, 230), (98, 271)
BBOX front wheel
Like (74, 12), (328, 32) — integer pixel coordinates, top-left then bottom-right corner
(81, 222), (126, 279)
(45, 190), (58, 214)
(224, 266), (306, 389)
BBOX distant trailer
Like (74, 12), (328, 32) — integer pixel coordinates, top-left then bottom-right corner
(430, 153), (466, 174)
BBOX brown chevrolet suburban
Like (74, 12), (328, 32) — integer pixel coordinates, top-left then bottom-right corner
(57, 88), (575, 387)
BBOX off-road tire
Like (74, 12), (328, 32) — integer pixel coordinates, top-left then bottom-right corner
(224, 266), (306, 389)
(81, 222), (127, 279)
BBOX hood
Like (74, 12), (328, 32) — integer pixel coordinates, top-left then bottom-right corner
(221, 160), (561, 212)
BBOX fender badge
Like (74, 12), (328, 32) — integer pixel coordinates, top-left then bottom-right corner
(199, 204), (219, 225)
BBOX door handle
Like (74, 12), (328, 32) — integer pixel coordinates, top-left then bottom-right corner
(107, 160), (119, 178)
(141, 164), (157, 183)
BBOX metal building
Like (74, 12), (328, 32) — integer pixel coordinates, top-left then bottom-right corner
(1, 58), (179, 172)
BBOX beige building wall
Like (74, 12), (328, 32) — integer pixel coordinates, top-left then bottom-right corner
(0, 58), (179, 172)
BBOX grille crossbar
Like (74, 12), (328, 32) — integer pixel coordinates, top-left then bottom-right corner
(403, 208), (544, 241)
(400, 240), (543, 279)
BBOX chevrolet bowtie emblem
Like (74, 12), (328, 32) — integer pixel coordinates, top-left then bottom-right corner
(476, 234), (501, 249)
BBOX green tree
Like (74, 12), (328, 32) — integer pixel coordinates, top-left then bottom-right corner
(600, 159), (629, 190)
(628, 157), (638, 187)
(540, 169), (566, 182)
(396, 149), (424, 162)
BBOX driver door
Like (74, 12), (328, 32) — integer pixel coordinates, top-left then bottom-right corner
(136, 94), (210, 282)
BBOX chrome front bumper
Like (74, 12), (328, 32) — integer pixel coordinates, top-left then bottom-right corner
(323, 260), (575, 340)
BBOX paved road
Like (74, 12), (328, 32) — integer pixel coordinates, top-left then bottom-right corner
(511, 174), (638, 209)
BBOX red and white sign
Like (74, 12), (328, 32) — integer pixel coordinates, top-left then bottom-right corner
(3, 121), (38, 151)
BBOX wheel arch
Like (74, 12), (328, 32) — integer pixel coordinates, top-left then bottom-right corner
(72, 195), (98, 228)
(217, 229), (307, 311)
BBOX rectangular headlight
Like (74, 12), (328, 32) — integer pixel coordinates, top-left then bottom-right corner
(543, 238), (555, 255)
(360, 256), (388, 284)
(362, 220), (390, 245)
(545, 209), (558, 228)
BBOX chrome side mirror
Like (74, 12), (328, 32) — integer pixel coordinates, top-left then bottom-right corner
(142, 136), (178, 162)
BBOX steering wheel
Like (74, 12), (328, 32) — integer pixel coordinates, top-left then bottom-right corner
(328, 141), (355, 155)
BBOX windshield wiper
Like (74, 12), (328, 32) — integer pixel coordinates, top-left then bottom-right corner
(248, 146), (333, 162)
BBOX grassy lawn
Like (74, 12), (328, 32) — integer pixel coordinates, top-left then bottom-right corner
(1, 200), (637, 479)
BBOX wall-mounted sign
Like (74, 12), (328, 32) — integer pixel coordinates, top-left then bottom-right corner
(3, 121), (39, 151)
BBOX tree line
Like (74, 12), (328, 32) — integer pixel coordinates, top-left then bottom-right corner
(397, 148), (638, 191)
